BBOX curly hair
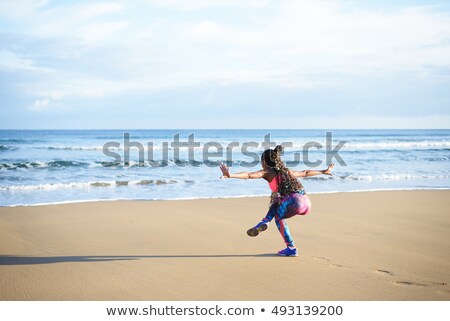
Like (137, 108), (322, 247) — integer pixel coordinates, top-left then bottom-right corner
(261, 145), (304, 206)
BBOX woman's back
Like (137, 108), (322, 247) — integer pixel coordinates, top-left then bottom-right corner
(268, 172), (281, 192)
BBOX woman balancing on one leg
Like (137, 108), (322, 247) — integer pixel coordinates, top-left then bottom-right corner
(219, 145), (334, 257)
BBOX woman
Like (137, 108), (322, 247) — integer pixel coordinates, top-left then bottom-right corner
(219, 145), (334, 257)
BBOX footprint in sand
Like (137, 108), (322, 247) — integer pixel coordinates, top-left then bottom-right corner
(437, 290), (450, 297)
(313, 256), (352, 269)
(376, 270), (446, 288)
(395, 281), (427, 287)
(330, 264), (351, 268)
(375, 269), (394, 276)
(313, 256), (330, 262)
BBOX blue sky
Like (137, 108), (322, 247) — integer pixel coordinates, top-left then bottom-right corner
(0, 0), (450, 129)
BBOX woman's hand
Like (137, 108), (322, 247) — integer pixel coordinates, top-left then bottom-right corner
(323, 163), (335, 176)
(219, 163), (231, 179)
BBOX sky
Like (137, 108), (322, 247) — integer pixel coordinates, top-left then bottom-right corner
(0, 0), (450, 129)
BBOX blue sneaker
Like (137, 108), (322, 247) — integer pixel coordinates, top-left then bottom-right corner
(247, 221), (269, 237)
(277, 247), (298, 257)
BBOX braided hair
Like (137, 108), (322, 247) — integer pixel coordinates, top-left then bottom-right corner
(261, 145), (304, 206)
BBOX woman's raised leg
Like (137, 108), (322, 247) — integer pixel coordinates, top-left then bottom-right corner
(247, 203), (278, 237)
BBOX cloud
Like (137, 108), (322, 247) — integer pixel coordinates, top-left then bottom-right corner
(33, 2), (126, 41)
(29, 98), (50, 111)
(28, 90), (67, 111)
(0, 50), (53, 72)
(0, 50), (35, 70)
(1, 0), (450, 124)
(140, 0), (269, 11)
(182, 2), (450, 75)
(0, 0), (49, 19)
(0, 1), (127, 44)
(76, 21), (129, 43)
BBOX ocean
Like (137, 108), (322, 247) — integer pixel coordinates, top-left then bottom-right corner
(0, 129), (449, 206)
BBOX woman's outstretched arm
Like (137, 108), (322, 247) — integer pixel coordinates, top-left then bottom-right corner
(290, 163), (334, 178)
(219, 163), (266, 179)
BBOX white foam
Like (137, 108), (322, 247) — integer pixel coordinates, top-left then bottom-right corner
(291, 140), (450, 150)
(337, 141), (450, 150)
(0, 179), (184, 191)
(338, 174), (450, 181)
(0, 181), (113, 191)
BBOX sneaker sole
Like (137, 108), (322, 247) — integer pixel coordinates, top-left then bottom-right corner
(246, 224), (268, 237)
(277, 252), (299, 257)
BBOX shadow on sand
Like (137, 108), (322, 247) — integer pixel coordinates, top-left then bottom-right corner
(0, 253), (278, 265)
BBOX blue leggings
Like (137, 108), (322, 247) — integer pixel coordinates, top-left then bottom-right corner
(262, 192), (311, 247)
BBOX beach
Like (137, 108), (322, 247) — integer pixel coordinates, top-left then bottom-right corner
(0, 190), (449, 300)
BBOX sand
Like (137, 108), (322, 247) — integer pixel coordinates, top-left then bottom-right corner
(0, 190), (449, 300)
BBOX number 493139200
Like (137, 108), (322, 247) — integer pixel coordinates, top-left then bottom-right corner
(271, 305), (343, 316)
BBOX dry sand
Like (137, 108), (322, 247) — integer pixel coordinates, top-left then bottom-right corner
(0, 190), (449, 300)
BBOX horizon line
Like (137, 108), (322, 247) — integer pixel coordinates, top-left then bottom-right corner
(0, 128), (449, 131)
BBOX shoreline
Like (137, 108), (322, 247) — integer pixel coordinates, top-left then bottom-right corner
(1, 190), (449, 300)
(3, 187), (450, 208)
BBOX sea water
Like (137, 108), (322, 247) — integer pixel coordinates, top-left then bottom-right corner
(0, 129), (449, 206)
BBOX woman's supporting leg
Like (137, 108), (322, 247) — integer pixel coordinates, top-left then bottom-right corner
(275, 213), (295, 247)
(261, 201), (295, 246)
(273, 195), (301, 247)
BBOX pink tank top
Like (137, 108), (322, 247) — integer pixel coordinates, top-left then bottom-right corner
(268, 173), (281, 192)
